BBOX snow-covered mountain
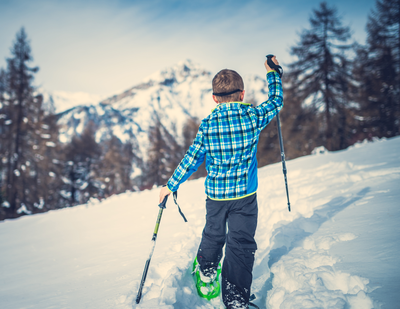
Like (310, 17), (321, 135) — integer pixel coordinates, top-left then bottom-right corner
(51, 59), (270, 159)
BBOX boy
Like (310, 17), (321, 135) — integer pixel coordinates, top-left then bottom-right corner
(159, 56), (283, 308)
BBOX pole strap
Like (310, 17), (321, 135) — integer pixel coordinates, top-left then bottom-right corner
(173, 191), (187, 222)
(158, 186), (187, 222)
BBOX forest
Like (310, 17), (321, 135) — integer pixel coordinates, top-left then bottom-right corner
(0, 0), (399, 220)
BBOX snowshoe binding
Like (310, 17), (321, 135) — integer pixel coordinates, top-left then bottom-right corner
(192, 256), (222, 300)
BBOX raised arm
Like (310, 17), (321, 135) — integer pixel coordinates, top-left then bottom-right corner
(255, 56), (283, 129)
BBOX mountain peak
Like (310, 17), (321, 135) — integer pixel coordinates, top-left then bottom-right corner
(142, 59), (210, 86)
(175, 59), (201, 73)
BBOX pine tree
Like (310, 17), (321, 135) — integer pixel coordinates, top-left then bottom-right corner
(256, 118), (280, 168)
(286, 2), (354, 150)
(0, 68), (7, 217)
(182, 117), (207, 179)
(0, 28), (61, 218)
(145, 114), (170, 188)
(354, 0), (400, 137)
(96, 135), (134, 197)
(281, 82), (323, 159)
(63, 121), (101, 205)
(32, 108), (63, 211)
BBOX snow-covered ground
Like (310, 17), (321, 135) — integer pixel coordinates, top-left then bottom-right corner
(1, 137), (399, 309)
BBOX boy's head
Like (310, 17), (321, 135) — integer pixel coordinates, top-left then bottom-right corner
(212, 69), (244, 103)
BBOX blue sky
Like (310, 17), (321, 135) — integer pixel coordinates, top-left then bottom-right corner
(0, 0), (377, 96)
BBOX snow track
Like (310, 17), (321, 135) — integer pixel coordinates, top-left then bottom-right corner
(1, 137), (399, 309)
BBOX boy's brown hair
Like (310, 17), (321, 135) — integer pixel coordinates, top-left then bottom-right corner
(212, 69), (244, 103)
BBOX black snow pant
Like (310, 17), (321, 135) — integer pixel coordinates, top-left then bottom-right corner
(196, 194), (258, 309)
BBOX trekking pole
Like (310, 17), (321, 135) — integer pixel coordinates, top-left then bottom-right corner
(276, 115), (291, 212)
(135, 194), (169, 304)
(266, 54), (291, 212)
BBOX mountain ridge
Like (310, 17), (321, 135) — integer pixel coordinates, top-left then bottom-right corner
(45, 59), (270, 180)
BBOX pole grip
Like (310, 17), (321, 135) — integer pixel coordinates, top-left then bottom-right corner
(158, 194), (168, 209)
(266, 54), (283, 78)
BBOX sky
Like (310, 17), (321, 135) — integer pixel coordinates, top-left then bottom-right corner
(0, 0), (377, 97)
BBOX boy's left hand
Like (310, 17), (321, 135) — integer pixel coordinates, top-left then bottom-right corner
(159, 185), (171, 204)
(265, 56), (279, 71)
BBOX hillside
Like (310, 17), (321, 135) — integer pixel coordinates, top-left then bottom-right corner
(1, 137), (399, 309)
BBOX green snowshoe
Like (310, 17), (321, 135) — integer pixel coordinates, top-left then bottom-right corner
(192, 257), (222, 301)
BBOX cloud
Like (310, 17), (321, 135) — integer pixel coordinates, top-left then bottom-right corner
(0, 0), (376, 96)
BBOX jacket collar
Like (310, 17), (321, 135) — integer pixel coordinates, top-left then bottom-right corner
(212, 102), (251, 112)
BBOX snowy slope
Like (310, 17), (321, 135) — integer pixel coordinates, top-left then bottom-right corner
(0, 137), (399, 309)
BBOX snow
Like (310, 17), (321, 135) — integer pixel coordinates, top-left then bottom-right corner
(41, 90), (106, 113)
(74, 110), (87, 135)
(16, 203), (31, 215)
(1, 137), (399, 309)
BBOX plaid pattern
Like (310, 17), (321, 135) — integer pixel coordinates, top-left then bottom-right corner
(167, 71), (283, 200)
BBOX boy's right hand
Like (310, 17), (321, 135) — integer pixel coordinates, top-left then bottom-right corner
(265, 56), (279, 71)
(159, 185), (171, 204)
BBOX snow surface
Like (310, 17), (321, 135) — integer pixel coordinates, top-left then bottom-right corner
(0, 137), (399, 309)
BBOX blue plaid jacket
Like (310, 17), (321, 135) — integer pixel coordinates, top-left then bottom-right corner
(167, 71), (283, 200)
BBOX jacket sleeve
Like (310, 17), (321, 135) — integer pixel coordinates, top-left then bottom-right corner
(167, 122), (206, 192)
(255, 71), (283, 130)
